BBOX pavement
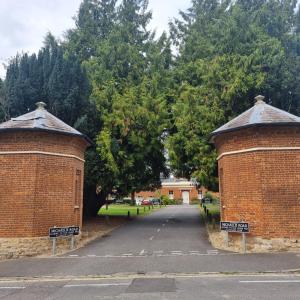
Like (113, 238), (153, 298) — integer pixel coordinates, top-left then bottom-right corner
(0, 274), (300, 300)
(0, 205), (299, 299)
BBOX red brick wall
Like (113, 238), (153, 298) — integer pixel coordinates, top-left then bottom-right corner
(0, 131), (88, 238)
(215, 126), (300, 239)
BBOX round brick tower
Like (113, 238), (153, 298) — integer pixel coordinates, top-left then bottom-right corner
(211, 96), (300, 241)
(0, 102), (90, 238)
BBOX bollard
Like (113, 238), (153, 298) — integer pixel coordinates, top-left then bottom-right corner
(148, 206), (150, 211)
(105, 215), (110, 225)
(127, 211), (130, 219)
(137, 208), (139, 215)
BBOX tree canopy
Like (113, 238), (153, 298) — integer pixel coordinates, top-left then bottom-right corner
(2, 0), (300, 215)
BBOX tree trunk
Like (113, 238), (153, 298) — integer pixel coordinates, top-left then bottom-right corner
(131, 191), (136, 206)
(83, 184), (107, 219)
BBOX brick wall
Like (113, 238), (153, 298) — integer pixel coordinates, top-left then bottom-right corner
(215, 126), (300, 239)
(0, 131), (88, 238)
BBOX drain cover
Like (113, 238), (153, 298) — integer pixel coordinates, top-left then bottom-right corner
(126, 278), (176, 293)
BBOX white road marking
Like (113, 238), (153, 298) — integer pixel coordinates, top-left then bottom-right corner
(139, 249), (145, 255)
(207, 250), (219, 255)
(240, 280), (300, 283)
(122, 253), (133, 256)
(157, 229), (161, 232)
(0, 287), (26, 290)
(60, 252), (243, 259)
(149, 236), (154, 240)
(171, 251), (183, 255)
(69, 255), (78, 257)
(153, 250), (164, 253)
(64, 283), (130, 288)
(87, 255), (97, 257)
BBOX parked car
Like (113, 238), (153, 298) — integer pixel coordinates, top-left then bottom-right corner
(151, 198), (161, 205)
(135, 198), (143, 205)
(115, 199), (124, 204)
(141, 199), (152, 205)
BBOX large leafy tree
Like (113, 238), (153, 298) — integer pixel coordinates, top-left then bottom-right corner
(168, 0), (300, 189)
(85, 0), (171, 206)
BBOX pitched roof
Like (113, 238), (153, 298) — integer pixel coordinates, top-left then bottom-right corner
(211, 95), (300, 140)
(0, 102), (90, 143)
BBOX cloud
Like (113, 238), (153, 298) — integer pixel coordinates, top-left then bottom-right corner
(0, 0), (191, 78)
(0, 0), (82, 77)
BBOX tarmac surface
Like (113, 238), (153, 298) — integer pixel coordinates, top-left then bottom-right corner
(0, 205), (299, 299)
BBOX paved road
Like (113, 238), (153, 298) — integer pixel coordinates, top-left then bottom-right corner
(0, 274), (299, 299)
(0, 205), (299, 279)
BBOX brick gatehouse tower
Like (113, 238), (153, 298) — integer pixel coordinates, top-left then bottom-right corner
(211, 95), (300, 244)
(0, 102), (90, 238)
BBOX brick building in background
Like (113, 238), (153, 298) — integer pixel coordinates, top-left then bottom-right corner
(136, 178), (206, 204)
(211, 95), (300, 243)
(0, 102), (90, 238)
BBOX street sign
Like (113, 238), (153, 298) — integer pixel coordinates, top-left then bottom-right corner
(49, 226), (80, 238)
(220, 221), (250, 233)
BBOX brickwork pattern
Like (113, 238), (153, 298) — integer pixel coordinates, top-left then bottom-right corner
(0, 131), (87, 238)
(215, 126), (300, 239)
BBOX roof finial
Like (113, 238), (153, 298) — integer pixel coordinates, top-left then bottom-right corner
(36, 102), (47, 110)
(255, 95), (265, 105)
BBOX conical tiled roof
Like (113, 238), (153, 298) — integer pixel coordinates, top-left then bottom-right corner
(211, 95), (300, 139)
(0, 102), (90, 143)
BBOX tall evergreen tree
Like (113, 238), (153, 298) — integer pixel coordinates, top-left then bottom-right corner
(83, 0), (171, 208)
(168, 0), (300, 189)
(5, 33), (90, 126)
(0, 79), (9, 122)
(66, 0), (117, 62)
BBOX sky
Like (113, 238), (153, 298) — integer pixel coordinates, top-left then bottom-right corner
(0, 0), (191, 79)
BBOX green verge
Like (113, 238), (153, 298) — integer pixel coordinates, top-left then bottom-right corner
(98, 204), (161, 217)
(200, 202), (221, 224)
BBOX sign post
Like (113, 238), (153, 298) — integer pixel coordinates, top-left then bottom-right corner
(52, 235), (57, 256)
(49, 226), (80, 255)
(220, 221), (249, 253)
(242, 232), (246, 254)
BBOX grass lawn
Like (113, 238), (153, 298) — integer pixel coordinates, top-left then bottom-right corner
(203, 203), (220, 216)
(201, 202), (220, 223)
(98, 204), (161, 217)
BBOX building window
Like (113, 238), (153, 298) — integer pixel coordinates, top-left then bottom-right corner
(169, 190), (174, 199)
(75, 169), (82, 206)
